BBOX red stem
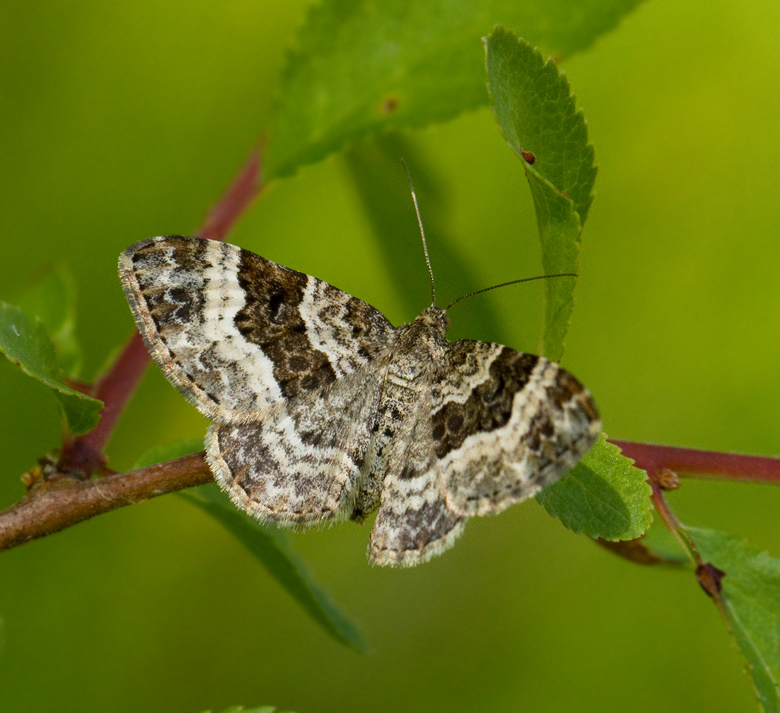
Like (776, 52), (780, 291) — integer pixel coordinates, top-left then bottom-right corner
(68, 332), (151, 470)
(611, 440), (780, 485)
(647, 477), (700, 563)
(646, 473), (729, 615)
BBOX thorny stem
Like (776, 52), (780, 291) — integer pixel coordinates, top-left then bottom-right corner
(63, 149), (264, 475)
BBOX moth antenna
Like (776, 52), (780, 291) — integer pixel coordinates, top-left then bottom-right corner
(401, 159), (436, 306)
(445, 273), (578, 311)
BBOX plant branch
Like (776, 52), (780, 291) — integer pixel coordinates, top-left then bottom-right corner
(646, 472), (729, 614)
(611, 440), (780, 485)
(65, 332), (151, 472)
(3, 437), (780, 555)
(0, 454), (212, 552)
(62, 148), (265, 475)
(647, 476), (700, 563)
(613, 439), (775, 600)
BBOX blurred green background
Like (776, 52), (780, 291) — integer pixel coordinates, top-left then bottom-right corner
(1, 1), (779, 711)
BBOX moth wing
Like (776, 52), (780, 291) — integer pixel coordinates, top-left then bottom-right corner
(436, 340), (601, 517)
(119, 236), (395, 423)
(369, 403), (465, 567)
(207, 368), (386, 525)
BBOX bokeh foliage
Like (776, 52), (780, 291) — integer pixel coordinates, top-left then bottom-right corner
(1, 1), (779, 712)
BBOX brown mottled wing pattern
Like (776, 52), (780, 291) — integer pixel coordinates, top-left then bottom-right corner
(120, 236), (396, 526)
(368, 397), (465, 567)
(367, 338), (599, 566)
(207, 369), (387, 525)
(435, 340), (601, 517)
(119, 236), (394, 423)
(120, 237), (601, 563)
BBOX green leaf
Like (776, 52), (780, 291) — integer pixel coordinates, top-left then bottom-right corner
(181, 483), (368, 653)
(486, 28), (596, 223)
(17, 268), (82, 377)
(687, 527), (780, 712)
(537, 435), (653, 541)
(264, 0), (642, 180)
(485, 27), (596, 361)
(0, 301), (102, 435)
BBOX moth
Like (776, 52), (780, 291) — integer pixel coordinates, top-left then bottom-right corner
(119, 231), (600, 567)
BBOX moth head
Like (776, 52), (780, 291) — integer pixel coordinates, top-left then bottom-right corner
(420, 304), (450, 333)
